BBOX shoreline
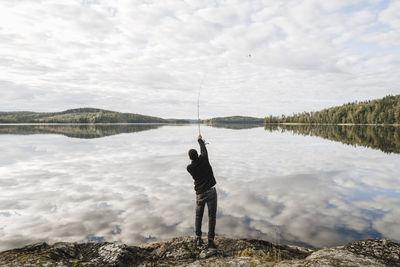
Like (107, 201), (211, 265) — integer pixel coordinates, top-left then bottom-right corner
(1, 236), (399, 266)
(1, 122), (399, 126)
(0, 123), (203, 126)
(264, 122), (400, 126)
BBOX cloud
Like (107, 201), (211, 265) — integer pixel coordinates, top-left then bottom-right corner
(0, 0), (398, 118)
(379, 0), (400, 29)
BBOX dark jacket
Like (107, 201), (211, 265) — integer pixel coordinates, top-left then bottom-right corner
(187, 139), (216, 194)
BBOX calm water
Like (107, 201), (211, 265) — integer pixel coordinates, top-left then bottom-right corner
(0, 124), (399, 251)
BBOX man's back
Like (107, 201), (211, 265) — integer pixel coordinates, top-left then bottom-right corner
(187, 139), (216, 194)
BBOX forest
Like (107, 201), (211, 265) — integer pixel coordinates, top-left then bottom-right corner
(264, 124), (400, 154)
(0, 108), (167, 124)
(204, 116), (264, 124)
(264, 95), (400, 124)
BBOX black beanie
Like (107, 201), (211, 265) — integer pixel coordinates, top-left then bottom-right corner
(188, 149), (198, 160)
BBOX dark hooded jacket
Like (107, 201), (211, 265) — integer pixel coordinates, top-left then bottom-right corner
(187, 139), (216, 194)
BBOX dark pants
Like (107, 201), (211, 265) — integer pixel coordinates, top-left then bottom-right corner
(195, 187), (217, 240)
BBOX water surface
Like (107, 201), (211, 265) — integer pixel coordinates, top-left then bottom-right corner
(0, 124), (399, 251)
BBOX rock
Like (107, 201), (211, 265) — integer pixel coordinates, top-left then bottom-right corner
(275, 239), (400, 267)
(199, 248), (218, 259)
(275, 247), (387, 267)
(0, 237), (399, 266)
(345, 238), (400, 266)
(0, 241), (147, 267)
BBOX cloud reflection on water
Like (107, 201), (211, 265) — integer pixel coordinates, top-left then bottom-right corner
(0, 125), (399, 251)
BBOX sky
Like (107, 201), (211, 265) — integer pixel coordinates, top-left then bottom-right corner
(0, 0), (399, 119)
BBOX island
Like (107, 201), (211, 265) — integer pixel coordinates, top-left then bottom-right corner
(203, 116), (264, 130)
(0, 108), (176, 124)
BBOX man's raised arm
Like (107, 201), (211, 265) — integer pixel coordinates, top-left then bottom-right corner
(198, 135), (208, 158)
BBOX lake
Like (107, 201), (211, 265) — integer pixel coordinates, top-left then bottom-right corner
(0, 124), (399, 251)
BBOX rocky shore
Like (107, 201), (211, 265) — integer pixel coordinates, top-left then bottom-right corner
(1, 236), (399, 266)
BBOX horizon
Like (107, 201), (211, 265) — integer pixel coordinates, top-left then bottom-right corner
(0, 1), (399, 118)
(0, 93), (397, 120)
(0, 107), (263, 120)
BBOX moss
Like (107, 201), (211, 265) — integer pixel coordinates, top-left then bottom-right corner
(72, 258), (83, 267)
(263, 251), (273, 260)
(15, 254), (34, 264)
(237, 247), (284, 265)
(239, 248), (256, 257)
(239, 248), (259, 258)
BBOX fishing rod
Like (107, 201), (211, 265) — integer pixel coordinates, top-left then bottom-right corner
(195, 54), (252, 140)
(197, 89), (201, 136)
(197, 73), (207, 137)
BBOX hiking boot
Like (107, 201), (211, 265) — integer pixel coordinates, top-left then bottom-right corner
(196, 236), (204, 247)
(207, 239), (218, 249)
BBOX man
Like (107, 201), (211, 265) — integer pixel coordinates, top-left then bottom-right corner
(187, 135), (217, 249)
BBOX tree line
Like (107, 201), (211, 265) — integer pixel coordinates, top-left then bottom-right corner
(204, 116), (264, 124)
(264, 124), (400, 154)
(265, 95), (400, 124)
(0, 109), (167, 123)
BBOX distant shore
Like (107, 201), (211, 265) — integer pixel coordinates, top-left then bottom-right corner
(264, 122), (400, 126)
(0, 122), (172, 125)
